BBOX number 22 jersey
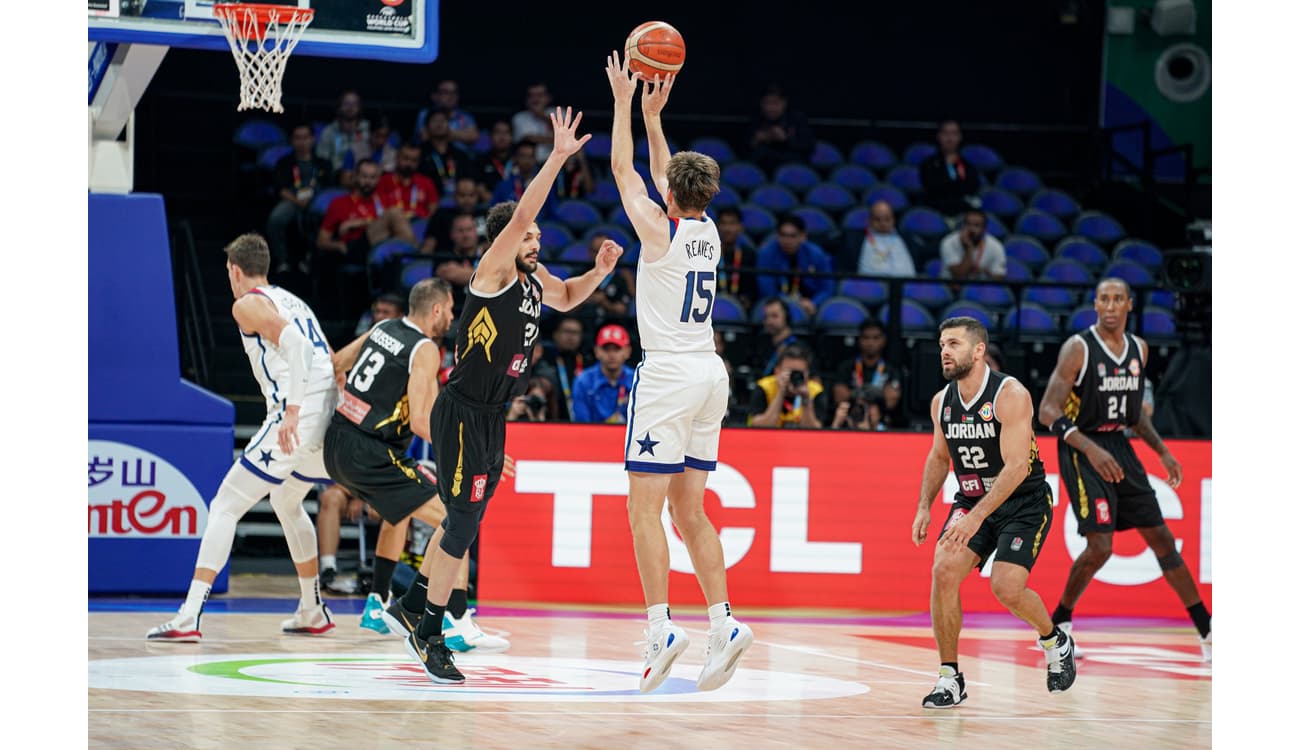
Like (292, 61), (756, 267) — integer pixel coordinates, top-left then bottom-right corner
(940, 368), (1045, 504)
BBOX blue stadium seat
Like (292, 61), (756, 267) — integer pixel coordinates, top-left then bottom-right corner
(939, 301), (997, 329)
(830, 164), (878, 192)
(547, 264), (571, 281)
(583, 223), (632, 249)
(1067, 305), (1096, 331)
(961, 284), (1016, 310)
(1023, 285), (1077, 312)
(1003, 303), (1058, 337)
(1054, 236), (1109, 274)
(1040, 258), (1094, 285)
(1113, 239), (1163, 273)
(849, 140), (898, 172)
(1147, 288), (1176, 310)
(537, 221), (574, 252)
(904, 281), (955, 311)
(810, 140), (845, 171)
(979, 187), (1024, 220)
(1029, 189), (1082, 222)
(898, 207), (949, 241)
(1074, 211), (1127, 247)
(721, 161), (767, 194)
(409, 218), (428, 243)
(308, 188), (347, 216)
(368, 239), (417, 269)
(585, 133), (612, 160)
(815, 296), (871, 332)
(750, 184), (799, 214)
(1142, 307), (1178, 340)
(398, 258), (434, 290)
(792, 207), (837, 244)
(256, 144), (293, 171)
(558, 241), (590, 263)
(1003, 257), (1033, 282)
(961, 144), (1004, 174)
(1004, 235), (1051, 273)
(887, 164), (923, 195)
(838, 278), (889, 307)
(1103, 259), (1156, 287)
(841, 206), (871, 234)
(588, 178), (622, 211)
(553, 199), (603, 233)
(806, 182), (858, 216)
(739, 203), (778, 236)
(712, 292), (747, 325)
(472, 130), (492, 155)
(864, 184), (909, 213)
(985, 214), (1009, 239)
(773, 163), (821, 196)
(1014, 209), (1069, 245)
(689, 136), (736, 166)
(903, 142), (937, 166)
(712, 184), (741, 211)
(924, 258), (945, 278)
(880, 298), (937, 334)
(995, 166), (1043, 198)
(635, 136), (678, 161)
(749, 295), (810, 326)
(233, 119), (286, 151)
(607, 204), (633, 231)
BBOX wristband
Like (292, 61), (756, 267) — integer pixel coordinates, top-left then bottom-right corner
(1050, 416), (1078, 442)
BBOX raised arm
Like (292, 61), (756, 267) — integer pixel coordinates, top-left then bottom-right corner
(476, 107), (591, 288)
(912, 391), (952, 546)
(605, 51), (670, 260)
(232, 294), (314, 455)
(640, 73), (675, 199)
(533, 240), (624, 311)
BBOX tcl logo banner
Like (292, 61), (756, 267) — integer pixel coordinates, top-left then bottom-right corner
(480, 425), (1211, 616)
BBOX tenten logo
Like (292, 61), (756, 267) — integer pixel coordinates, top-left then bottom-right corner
(88, 441), (208, 538)
(87, 653), (868, 703)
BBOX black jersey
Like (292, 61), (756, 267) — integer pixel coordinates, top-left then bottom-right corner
(333, 317), (434, 448)
(447, 272), (543, 406)
(940, 369), (1046, 504)
(1064, 326), (1144, 433)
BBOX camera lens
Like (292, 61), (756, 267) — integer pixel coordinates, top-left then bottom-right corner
(790, 370), (805, 387)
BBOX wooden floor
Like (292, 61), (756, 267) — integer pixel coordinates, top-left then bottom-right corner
(90, 574), (1210, 749)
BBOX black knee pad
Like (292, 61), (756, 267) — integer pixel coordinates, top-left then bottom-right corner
(1157, 550), (1184, 571)
(438, 503), (483, 559)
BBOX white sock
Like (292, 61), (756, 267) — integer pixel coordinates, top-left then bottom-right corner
(180, 579), (211, 619)
(707, 601), (732, 631)
(299, 577), (320, 611)
(647, 603), (670, 633)
(320, 555), (337, 572)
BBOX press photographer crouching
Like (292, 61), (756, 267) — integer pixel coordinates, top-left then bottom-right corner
(507, 377), (554, 422)
(747, 344), (827, 429)
(830, 385), (888, 431)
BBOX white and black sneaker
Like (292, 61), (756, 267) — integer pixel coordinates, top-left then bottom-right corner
(1042, 629), (1077, 693)
(922, 666), (967, 708)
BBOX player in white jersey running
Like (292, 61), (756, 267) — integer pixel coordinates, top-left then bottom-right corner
(606, 51), (753, 693)
(147, 233), (338, 642)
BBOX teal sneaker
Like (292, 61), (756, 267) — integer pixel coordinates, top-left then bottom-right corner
(443, 608), (510, 653)
(359, 593), (390, 635)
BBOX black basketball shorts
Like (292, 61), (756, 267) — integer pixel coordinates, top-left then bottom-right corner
(1058, 431), (1163, 534)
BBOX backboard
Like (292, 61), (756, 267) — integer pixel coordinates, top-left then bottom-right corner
(87, 0), (437, 63)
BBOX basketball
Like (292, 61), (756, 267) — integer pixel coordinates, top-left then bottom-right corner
(624, 21), (685, 80)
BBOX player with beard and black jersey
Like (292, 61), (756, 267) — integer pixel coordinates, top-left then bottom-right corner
(385, 107), (623, 684)
(1038, 277), (1208, 661)
(911, 316), (1076, 708)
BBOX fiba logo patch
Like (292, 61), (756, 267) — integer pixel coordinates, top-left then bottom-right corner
(472, 474), (488, 502)
(978, 402), (993, 421)
(1129, 358), (1141, 376)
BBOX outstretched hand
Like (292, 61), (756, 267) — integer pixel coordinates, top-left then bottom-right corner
(593, 239), (623, 276)
(549, 106), (591, 161)
(605, 50), (639, 103)
(641, 73), (675, 117)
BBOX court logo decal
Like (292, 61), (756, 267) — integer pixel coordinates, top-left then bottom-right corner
(87, 653), (869, 703)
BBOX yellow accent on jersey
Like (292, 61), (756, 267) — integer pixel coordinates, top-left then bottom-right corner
(387, 448), (418, 481)
(373, 394), (409, 435)
(1032, 512), (1049, 557)
(1028, 435), (1040, 475)
(464, 307), (498, 363)
(1072, 452), (1089, 519)
(450, 421), (465, 496)
(1064, 392), (1081, 420)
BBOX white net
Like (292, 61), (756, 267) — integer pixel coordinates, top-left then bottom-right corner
(213, 4), (314, 113)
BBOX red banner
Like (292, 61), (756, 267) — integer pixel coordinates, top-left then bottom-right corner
(479, 424), (1211, 616)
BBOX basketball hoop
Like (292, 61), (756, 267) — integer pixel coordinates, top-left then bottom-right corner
(212, 3), (315, 113)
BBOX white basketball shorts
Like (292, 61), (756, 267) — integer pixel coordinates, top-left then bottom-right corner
(623, 350), (728, 473)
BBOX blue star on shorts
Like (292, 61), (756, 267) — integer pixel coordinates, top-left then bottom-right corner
(636, 433), (660, 456)
(259, 449), (275, 467)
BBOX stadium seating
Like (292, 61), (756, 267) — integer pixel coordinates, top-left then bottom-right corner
(689, 136), (736, 165)
(1073, 210), (1127, 247)
(773, 163), (821, 196)
(864, 184), (909, 213)
(1054, 236), (1109, 274)
(721, 161), (767, 194)
(1029, 189), (1082, 222)
(830, 164), (878, 192)
(849, 140), (898, 172)
(961, 143), (1004, 174)
(995, 166), (1043, 197)
(1014, 209), (1068, 245)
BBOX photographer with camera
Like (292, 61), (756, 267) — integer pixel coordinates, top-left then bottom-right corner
(831, 386), (888, 431)
(747, 344), (826, 429)
(507, 377), (555, 422)
(831, 319), (907, 429)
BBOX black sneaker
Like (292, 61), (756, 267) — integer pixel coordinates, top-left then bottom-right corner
(1043, 631), (1077, 693)
(405, 631), (464, 684)
(922, 668), (967, 708)
(380, 598), (422, 637)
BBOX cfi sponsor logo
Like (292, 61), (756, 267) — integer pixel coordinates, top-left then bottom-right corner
(88, 440), (208, 538)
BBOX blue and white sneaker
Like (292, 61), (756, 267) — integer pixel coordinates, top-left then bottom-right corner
(697, 617), (754, 691)
(443, 608), (510, 653)
(359, 593), (390, 635)
(639, 622), (690, 693)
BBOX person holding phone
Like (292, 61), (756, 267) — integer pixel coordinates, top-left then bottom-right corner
(747, 344), (826, 428)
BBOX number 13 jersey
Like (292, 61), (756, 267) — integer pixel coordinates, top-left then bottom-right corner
(636, 216), (718, 354)
(334, 317), (435, 448)
(940, 368), (1045, 504)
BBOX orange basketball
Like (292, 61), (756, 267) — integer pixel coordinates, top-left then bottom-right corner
(624, 21), (685, 80)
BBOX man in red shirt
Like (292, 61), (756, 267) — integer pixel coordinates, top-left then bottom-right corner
(377, 144), (439, 221)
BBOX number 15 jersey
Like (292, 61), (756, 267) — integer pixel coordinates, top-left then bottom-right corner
(636, 216), (718, 354)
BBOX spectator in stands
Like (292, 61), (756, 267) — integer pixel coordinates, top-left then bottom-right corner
(574, 232), (634, 332)
(420, 177), (486, 255)
(747, 84), (815, 173)
(476, 120), (514, 202)
(857, 200), (916, 278)
(506, 377), (555, 422)
(344, 115), (397, 174)
(557, 150), (595, 201)
(267, 124), (334, 274)
(315, 482), (379, 595)
(377, 143), (439, 221)
(536, 315), (588, 421)
(353, 291), (405, 337)
(748, 344), (827, 429)
(831, 319), (906, 428)
(755, 214), (835, 318)
(415, 79), (479, 148)
(919, 119), (982, 216)
(940, 208), (1006, 280)
(490, 141), (557, 221)
(752, 297), (804, 377)
(715, 206), (759, 308)
(513, 82), (556, 160)
(570, 324), (635, 424)
(830, 386), (889, 432)
(316, 90), (371, 181)
(984, 342), (1004, 373)
(434, 212), (482, 311)
(714, 331), (746, 427)
(419, 108), (476, 200)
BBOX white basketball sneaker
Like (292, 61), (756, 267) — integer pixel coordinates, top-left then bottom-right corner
(443, 608), (510, 653)
(146, 611), (202, 643)
(639, 622), (690, 693)
(697, 617), (754, 691)
(1200, 632), (1212, 663)
(281, 603), (335, 635)
(1058, 621), (1084, 659)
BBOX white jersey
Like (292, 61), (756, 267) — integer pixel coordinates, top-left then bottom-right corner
(239, 285), (336, 412)
(636, 215), (718, 353)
